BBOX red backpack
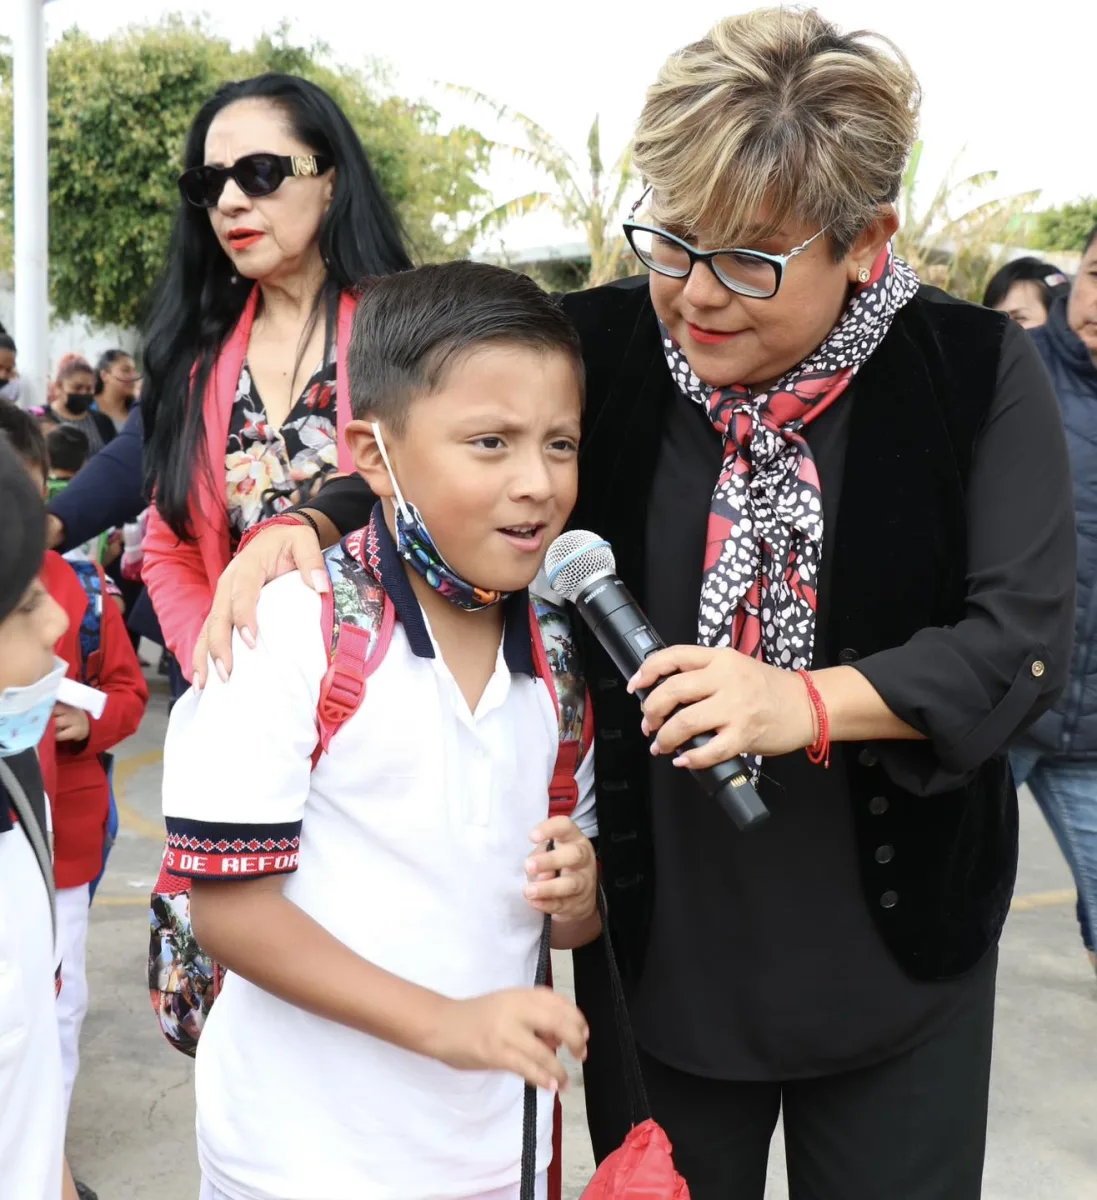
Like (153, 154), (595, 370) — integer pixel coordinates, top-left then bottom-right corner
(148, 530), (592, 1056)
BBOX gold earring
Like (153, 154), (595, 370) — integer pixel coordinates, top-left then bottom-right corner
(857, 267), (871, 283)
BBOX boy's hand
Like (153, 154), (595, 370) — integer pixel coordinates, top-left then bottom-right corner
(53, 702), (90, 743)
(525, 817), (597, 922)
(430, 988), (588, 1092)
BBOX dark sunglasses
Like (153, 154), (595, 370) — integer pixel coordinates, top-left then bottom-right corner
(178, 152), (332, 209)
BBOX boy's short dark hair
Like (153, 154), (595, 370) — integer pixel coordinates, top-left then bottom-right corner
(46, 424), (90, 474)
(347, 261), (584, 430)
(0, 399), (49, 480)
(0, 333), (15, 354)
(1084, 223), (1097, 257)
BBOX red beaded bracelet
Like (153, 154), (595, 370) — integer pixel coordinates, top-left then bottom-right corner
(797, 669), (831, 769)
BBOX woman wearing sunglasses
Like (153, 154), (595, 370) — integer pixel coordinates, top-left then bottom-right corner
(140, 72), (410, 677)
(193, 12), (1074, 1199)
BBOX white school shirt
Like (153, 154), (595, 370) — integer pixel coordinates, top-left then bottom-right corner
(162, 544), (595, 1200)
(0, 757), (65, 1200)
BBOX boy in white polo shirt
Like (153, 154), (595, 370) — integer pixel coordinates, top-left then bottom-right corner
(161, 262), (600, 1200)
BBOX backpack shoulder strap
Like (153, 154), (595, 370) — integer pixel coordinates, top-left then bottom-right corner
(529, 593), (592, 819)
(0, 758), (56, 939)
(67, 558), (105, 684)
(313, 532), (396, 768)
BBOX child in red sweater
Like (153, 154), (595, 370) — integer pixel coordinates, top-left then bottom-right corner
(0, 401), (148, 1124)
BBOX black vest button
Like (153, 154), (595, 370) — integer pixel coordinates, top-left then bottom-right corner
(869, 795), (889, 815)
(858, 748), (879, 768)
(880, 890), (899, 909)
(875, 844), (895, 864)
(838, 647), (860, 664)
(613, 874), (643, 889)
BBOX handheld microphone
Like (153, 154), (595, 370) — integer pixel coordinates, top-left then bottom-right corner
(545, 531), (769, 832)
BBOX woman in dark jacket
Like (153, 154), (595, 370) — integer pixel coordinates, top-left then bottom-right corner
(192, 11), (1075, 1200)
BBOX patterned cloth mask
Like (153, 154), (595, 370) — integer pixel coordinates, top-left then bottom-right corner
(371, 423), (508, 611)
(661, 244), (919, 771)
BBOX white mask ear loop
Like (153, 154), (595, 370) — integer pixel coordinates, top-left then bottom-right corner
(371, 422), (412, 522)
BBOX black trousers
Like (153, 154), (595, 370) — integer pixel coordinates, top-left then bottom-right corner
(576, 944), (997, 1200)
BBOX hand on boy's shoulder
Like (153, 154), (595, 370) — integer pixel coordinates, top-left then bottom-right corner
(197, 570), (328, 694)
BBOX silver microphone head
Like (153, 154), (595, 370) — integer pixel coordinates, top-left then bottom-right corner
(545, 530), (616, 602)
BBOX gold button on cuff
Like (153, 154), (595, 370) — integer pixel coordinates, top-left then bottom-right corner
(1031, 660), (1046, 678)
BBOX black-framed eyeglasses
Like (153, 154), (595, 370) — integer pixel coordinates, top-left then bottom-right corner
(178, 152), (332, 209)
(622, 188), (826, 299)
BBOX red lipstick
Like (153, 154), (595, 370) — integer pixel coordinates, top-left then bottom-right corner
(228, 228), (264, 251)
(687, 322), (742, 346)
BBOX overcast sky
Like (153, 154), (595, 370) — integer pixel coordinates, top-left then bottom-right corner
(2, 0), (1089, 251)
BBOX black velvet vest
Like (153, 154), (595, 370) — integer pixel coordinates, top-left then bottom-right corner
(562, 280), (1017, 984)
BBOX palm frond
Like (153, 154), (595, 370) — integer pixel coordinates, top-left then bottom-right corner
(469, 191), (556, 235)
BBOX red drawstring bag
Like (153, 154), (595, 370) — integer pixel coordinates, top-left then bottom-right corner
(581, 1120), (689, 1198)
(521, 887), (690, 1200)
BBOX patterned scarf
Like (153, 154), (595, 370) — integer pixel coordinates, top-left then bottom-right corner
(662, 244), (919, 681)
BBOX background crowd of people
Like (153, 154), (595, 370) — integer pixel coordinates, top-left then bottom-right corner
(1, 6), (1097, 1200)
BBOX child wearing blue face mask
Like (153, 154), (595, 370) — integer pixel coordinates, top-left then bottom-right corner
(161, 263), (599, 1200)
(0, 435), (72, 1200)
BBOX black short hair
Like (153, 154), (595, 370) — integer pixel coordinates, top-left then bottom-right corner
(346, 262), (584, 430)
(0, 334), (15, 354)
(0, 400), (49, 479)
(46, 424), (90, 474)
(1084, 223), (1097, 256)
(983, 256), (1069, 310)
(94, 347), (132, 395)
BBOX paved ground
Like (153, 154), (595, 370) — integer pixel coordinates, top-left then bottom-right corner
(69, 672), (1097, 1199)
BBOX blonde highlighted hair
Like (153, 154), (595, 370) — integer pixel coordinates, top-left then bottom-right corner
(633, 7), (920, 256)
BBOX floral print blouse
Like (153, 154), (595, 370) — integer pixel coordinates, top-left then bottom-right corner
(224, 354), (338, 543)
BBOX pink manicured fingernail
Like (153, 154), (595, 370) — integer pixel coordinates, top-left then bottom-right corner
(649, 742), (660, 756)
(626, 673), (639, 694)
(215, 659), (229, 685)
(311, 569), (330, 593)
(672, 755), (689, 767)
(241, 628), (256, 650)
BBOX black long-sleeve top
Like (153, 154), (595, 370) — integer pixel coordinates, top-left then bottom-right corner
(48, 404), (145, 552)
(306, 316), (1073, 1077)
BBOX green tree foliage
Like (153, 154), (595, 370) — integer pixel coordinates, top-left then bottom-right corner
(1030, 197), (1097, 253)
(0, 20), (489, 328)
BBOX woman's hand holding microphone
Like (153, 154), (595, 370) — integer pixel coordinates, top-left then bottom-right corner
(630, 645), (819, 769)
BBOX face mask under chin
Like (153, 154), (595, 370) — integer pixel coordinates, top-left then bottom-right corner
(370, 423), (509, 613)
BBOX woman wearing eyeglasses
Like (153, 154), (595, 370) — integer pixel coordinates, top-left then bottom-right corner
(140, 72), (410, 676)
(193, 13), (1074, 1199)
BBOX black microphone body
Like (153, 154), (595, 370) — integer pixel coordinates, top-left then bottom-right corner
(573, 572), (770, 831)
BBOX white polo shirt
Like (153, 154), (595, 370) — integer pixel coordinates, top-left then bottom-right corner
(162, 526), (595, 1200)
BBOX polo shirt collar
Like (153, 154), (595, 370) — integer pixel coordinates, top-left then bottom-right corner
(370, 503), (535, 677)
